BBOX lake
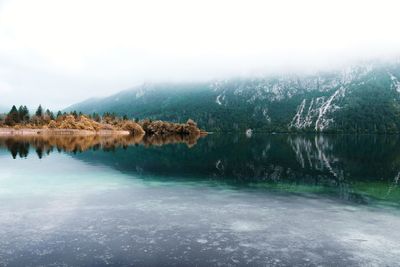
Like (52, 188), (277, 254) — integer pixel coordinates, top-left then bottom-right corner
(0, 133), (399, 266)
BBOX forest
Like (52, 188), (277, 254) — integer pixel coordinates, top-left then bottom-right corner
(0, 105), (204, 137)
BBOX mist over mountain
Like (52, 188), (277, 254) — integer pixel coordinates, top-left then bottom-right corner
(2, 0), (400, 110)
(66, 61), (400, 133)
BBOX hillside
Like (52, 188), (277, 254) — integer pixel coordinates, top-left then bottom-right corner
(66, 62), (400, 133)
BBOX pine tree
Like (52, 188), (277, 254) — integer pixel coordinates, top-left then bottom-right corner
(18, 106), (24, 121)
(45, 109), (55, 120)
(9, 105), (18, 114)
(18, 105), (29, 122)
(56, 111), (62, 118)
(4, 106), (16, 126)
(35, 105), (43, 117)
(8, 105), (19, 124)
(93, 113), (100, 122)
(23, 106), (29, 121)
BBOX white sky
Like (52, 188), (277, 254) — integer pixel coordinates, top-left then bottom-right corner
(1, 0), (400, 110)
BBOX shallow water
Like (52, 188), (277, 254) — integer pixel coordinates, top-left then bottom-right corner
(0, 134), (399, 266)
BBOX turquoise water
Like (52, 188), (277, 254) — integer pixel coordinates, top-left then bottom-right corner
(0, 134), (399, 266)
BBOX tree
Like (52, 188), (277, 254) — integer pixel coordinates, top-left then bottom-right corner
(6, 105), (20, 125)
(186, 118), (197, 126)
(70, 110), (78, 118)
(45, 109), (55, 120)
(56, 111), (62, 118)
(35, 105), (43, 117)
(23, 106), (30, 120)
(18, 106), (24, 121)
(4, 116), (14, 126)
(18, 105), (29, 122)
(92, 113), (101, 122)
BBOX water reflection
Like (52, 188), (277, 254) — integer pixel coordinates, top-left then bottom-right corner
(1, 134), (399, 266)
(0, 133), (202, 158)
(0, 133), (399, 206)
(70, 133), (400, 206)
(141, 132), (202, 147)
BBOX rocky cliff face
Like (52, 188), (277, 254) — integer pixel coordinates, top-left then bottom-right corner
(67, 61), (400, 133)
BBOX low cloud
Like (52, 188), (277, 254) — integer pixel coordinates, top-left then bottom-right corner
(1, 0), (400, 109)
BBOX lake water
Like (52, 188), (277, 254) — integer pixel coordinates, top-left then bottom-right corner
(0, 134), (399, 266)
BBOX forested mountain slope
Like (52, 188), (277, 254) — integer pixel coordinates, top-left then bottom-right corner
(67, 62), (400, 133)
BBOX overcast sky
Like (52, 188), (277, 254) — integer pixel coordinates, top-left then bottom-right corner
(1, 0), (400, 110)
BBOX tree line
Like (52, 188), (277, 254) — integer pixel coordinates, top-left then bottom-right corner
(0, 105), (134, 127)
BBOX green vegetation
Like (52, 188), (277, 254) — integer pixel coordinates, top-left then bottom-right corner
(66, 63), (400, 133)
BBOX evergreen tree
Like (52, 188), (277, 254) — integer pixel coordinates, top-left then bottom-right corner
(18, 105), (29, 122)
(35, 105), (43, 117)
(18, 106), (24, 121)
(45, 109), (55, 120)
(9, 105), (18, 114)
(23, 106), (29, 121)
(8, 105), (19, 124)
(93, 113), (101, 122)
(56, 111), (62, 118)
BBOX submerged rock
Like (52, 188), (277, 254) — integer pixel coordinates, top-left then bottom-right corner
(246, 129), (253, 138)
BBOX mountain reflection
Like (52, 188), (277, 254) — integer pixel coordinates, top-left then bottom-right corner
(0, 133), (201, 159)
(1, 133), (399, 205)
(68, 133), (399, 205)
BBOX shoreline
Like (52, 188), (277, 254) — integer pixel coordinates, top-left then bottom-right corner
(0, 128), (131, 136)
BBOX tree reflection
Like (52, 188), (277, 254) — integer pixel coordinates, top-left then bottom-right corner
(0, 133), (399, 205)
(0, 132), (203, 159)
(5, 138), (30, 159)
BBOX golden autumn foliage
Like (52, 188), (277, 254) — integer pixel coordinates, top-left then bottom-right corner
(139, 119), (201, 136)
(1, 111), (206, 147)
(114, 120), (146, 135)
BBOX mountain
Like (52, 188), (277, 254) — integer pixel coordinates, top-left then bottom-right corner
(66, 62), (400, 133)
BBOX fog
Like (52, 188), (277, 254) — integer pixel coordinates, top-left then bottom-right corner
(1, 0), (400, 110)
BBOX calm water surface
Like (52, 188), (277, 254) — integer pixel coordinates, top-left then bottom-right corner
(0, 134), (399, 266)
